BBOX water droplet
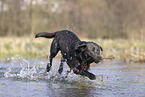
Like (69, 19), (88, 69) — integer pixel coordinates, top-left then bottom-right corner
(70, 57), (72, 60)
(7, 58), (10, 61)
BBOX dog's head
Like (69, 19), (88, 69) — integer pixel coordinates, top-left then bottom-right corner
(75, 41), (103, 63)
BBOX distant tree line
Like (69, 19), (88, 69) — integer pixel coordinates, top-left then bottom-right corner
(0, 0), (145, 40)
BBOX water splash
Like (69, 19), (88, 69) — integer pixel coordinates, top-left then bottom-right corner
(3, 55), (68, 81)
(3, 55), (108, 88)
(4, 55), (45, 80)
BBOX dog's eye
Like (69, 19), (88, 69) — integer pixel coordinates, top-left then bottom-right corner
(88, 46), (92, 50)
(92, 47), (95, 52)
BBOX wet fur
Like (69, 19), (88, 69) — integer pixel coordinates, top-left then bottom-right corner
(35, 30), (103, 80)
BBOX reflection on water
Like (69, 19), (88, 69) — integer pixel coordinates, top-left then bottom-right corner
(0, 55), (145, 97)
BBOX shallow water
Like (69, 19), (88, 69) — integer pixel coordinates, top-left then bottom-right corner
(0, 55), (145, 97)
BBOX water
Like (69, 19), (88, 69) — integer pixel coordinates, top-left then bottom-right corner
(0, 55), (145, 97)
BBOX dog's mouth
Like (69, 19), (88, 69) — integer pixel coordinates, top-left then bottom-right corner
(94, 55), (102, 63)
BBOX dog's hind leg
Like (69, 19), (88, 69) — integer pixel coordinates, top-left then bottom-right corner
(73, 67), (96, 80)
(46, 39), (60, 72)
(58, 57), (65, 74)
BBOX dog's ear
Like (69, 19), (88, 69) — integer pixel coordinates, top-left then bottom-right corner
(75, 42), (87, 51)
(99, 46), (103, 51)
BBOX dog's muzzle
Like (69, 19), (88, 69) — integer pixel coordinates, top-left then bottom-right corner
(94, 55), (102, 63)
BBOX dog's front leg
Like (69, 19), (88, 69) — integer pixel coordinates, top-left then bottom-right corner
(73, 68), (96, 80)
(58, 57), (65, 74)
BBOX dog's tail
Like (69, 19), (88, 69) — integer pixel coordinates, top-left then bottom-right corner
(35, 32), (56, 38)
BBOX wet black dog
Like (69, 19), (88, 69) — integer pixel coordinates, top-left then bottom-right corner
(35, 30), (103, 80)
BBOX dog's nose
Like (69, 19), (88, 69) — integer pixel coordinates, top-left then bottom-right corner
(97, 56), (102, 60)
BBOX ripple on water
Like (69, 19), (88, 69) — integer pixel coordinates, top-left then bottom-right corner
(1, 55), (145, 97)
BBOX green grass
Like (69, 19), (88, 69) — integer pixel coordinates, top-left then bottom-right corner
(0, 37), (51, 60)
(0, 37), (145, 62)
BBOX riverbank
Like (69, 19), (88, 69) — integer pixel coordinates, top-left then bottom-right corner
(0, 37), (145, 63)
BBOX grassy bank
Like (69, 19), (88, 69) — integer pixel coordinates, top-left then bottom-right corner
(0, 37), (145, 63)
(0, 37), (51, 60)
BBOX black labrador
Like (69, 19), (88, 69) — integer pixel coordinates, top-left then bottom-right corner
(35, 30), (103, 80)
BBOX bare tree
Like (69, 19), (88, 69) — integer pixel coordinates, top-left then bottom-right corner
(0, 0), (145, 40)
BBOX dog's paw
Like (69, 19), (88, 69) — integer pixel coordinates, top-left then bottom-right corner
(46, 64), (51, 72)
(88, 74), (96, 80)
